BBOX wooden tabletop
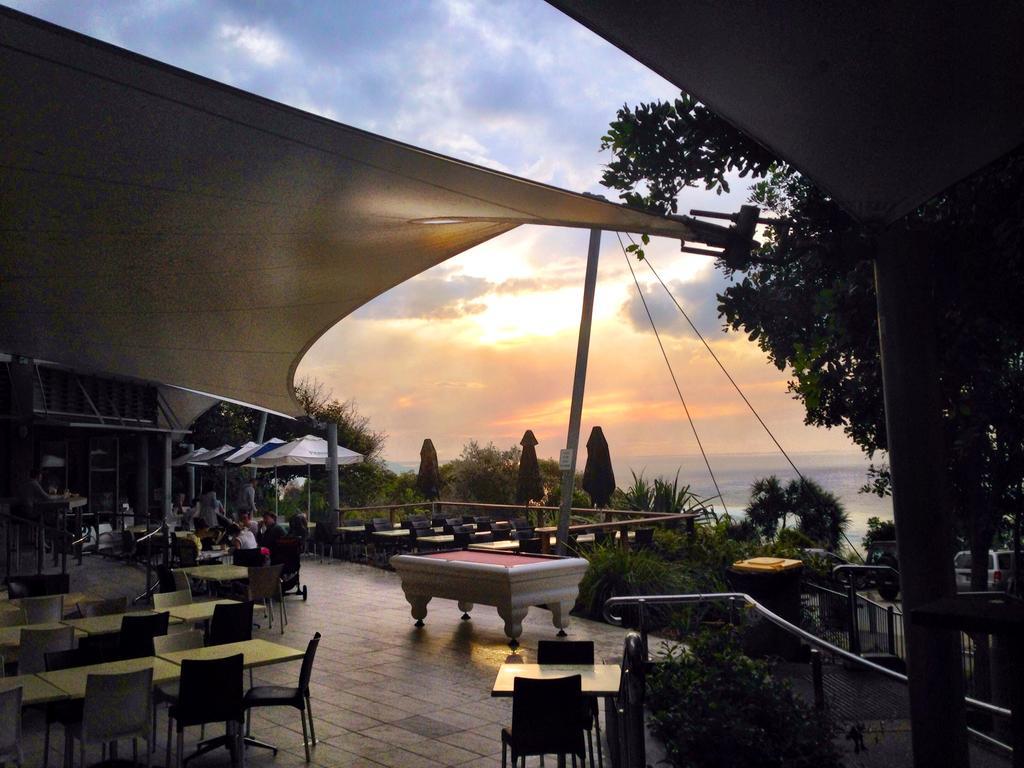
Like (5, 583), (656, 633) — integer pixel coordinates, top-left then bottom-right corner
(372, 529), (411, 538)
(0, 673), (70, 705)
(470, 540), (521, 552)
(60, 610), (182, 636)
(177, 564), (248, 582)
(39, 656), (182, 699)
(491, 663), (621, 697)
(0, 622), (85, 649)
(165, 599), (240, 624)
(337, 525), (366, 533)
(158, 638), (305, 669)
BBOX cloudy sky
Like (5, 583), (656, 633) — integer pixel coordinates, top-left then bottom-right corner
(12, 0), (862, 465)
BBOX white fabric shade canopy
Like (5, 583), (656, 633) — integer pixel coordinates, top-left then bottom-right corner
(186, 445), (236, 466)
(224, 439), (285, 465)
(0, 7), (700, 416)
(547, 1), (1024, 225)
(252, 435), (363, 468)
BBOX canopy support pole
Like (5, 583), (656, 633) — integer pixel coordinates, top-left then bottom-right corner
(162, 434), (172, 524)
(307, 464), (311, 518)
(253, 413), (267, 479)
(327, 422), (340, 525)
(873, 228), (967, 768)
(274, 466), (278, 515)
(556, 228), (601, 555)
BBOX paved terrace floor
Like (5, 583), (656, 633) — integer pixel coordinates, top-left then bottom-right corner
(14, 555), (630, 768)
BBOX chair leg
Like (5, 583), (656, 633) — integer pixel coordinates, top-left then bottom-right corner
(151, 705), (157, 752)
(165, 713), (173, 768)
(266, 597), (272, 630)
(587, 730), (594, 768)
(300, 709), (311, 762)
(306, 695), (317, 744)
(501, 739), (506, 768)
(132, 737), (137, 767)
(43, 720), (51, 768)
(177, 729), (184, 768)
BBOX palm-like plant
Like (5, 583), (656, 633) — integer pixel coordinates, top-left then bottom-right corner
(792, 478), (850, 550)
(652, 469), (701, 513)
(745, 475), (790, 540)
(623, 469), (654, 511)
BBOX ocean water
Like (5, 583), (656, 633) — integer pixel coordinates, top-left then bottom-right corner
(389, 450), (891, 551)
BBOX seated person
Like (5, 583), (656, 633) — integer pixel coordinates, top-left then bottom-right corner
(258, 511), (287, 550)
(192, 519), (221, 549)
(238, 511), (260, 537)
(226, 522), (257, 551)
(288, 512), (309, 541)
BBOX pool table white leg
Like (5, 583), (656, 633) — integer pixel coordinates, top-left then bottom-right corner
(550, 601), (573, 636)
(406, 592), (432, 627)
(497, 605), (529, 648)
(457, 600), (474, 620)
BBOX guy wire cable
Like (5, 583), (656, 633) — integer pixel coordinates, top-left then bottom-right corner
(617, 232), (729, 515)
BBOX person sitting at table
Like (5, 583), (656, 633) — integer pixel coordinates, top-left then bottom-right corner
(288, 511), (309, 543)
(258, 511), (287, 550)
(192, 518), (221, 550)
(226, 522), (257, 551)
(238, 511), (259, 537)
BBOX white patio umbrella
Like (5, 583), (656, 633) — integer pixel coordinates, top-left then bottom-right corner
(252, 435), (363, 515)
(226, 438), (286, 512)
(186, 444), (235, 498)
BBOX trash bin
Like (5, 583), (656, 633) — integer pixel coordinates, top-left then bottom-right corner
(726, 557), (804, 660)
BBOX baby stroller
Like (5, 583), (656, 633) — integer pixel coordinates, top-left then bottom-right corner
(271, 537), (307, 601)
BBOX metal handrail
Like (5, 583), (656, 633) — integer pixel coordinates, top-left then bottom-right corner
(602, 592), (1012, 720)
(134, 524), (166, 544)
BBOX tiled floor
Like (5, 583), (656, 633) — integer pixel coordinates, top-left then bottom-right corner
(15, 554), (628, 767)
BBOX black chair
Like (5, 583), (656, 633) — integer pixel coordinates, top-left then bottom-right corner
(272, 537), (307, 600)
(209, 600), (254, 646)
(119, 611), (170, 659)
(538, 641), (602, 767)
(242, 632), (321, 762)
(41, 648), (91, 768)
(518, 537), (542, 554)
(501, 674), (587, 767)
(633, 528), (655, 550)
(168, 654), (245, 768)
(232, 548), (266, 567)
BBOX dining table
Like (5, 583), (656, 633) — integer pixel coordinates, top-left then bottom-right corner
(156, 638), (305, 669)
(490, 663), (621, 697)
(0, 672), (70, 705)
(60, 610), (183, 636)
(0, 621), (86, 651)
(176, 564), (248, 582)
(164, 598), (241, 624)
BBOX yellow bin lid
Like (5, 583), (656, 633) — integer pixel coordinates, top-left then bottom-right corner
(732, 557), (803, 572)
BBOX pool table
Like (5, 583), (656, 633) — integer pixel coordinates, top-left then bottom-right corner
(390, 550), (589, 647)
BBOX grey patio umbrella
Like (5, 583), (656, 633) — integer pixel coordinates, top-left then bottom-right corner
(415, 439), (441, 501)
(515, 430), (544, 504)
(581, 426), (616, 508)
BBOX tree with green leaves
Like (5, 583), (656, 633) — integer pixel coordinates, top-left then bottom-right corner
(601, 94), (1024, 592)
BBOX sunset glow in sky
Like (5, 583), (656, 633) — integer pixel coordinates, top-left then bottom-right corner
(14, 0), (863, 464)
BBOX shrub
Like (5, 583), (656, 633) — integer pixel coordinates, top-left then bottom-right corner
(648, 629), (843, 768)
(577, 544), (688, 629)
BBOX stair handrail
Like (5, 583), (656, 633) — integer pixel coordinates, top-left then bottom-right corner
(602, 591), (1011, 720)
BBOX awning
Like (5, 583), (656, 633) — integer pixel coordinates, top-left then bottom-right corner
(547, 1), (1024, 225)
(0, 7), (701, 416)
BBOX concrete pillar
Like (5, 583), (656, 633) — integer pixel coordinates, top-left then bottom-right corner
(326, 422), (339, 525)
(874, 229), (967, 768)
(556, 229), (601, 555)
(162, 434), (172, 523)
(8, 358), (35, 492)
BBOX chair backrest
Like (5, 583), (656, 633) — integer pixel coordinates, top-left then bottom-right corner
(81, 667), (153, 742)
(269, 538), (301, 572)
(169, 569), (191, 593)
(119, 612), (170, 659)
(174, 539), (198, 566)
(510, 675), (585, 758)
(176, 654), (244, 728)
(79, 597), (129, 617)
(537, 640), (595, 665)
(152, 589), (192, 611)
(492, 526), (512, 541)
(633, 528), (655, 548)
(18, 625), (75, 674)
(519, 537), (542, 554)
(0, 685), (23, 764)
(297, 632), (322, 693)
(370, 518), (391, 531)
(233, 548), (266, 567)
(153, 629), (205, 655)
(247, 564), (284, 601)
(21, 594), (63, 623)
(454, 531), (471, 549)
(157, 565), (179, 593)
(0, 608), (27, 628)
(209, 601), (254, 645)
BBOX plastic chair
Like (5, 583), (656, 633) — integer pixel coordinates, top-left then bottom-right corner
(500, 674), (587, 767)
(0, 685), (23, 766)
(168, 569), (191, 593)
(633, 528), (655, 550)
(242, 632), (321, 762)
(247, 564), (285, 633)
(68, 667), (154, 767)
(0, 608), (27, 628)
(152, 630), (205, 764)
(20, 594), (64, 623)
(79, 597), (129, 617)
(18, 625), (74, 674)
(168, 654), (245, 768)
(42, 648), (91, 768)
(209, 601), (254, 646)
(152, 589), (191, 611)
(538, 641), (602, 768)
(118, 612), (170, 660)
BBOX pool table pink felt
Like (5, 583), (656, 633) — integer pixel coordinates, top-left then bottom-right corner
(390, 550), (589, 647)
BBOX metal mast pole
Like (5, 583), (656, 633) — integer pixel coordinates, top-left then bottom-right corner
(555, 228), (601, 555)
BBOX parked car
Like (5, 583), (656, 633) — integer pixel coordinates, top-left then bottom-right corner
(865, 540), (900, 601)
(953, 550), (1016, 592)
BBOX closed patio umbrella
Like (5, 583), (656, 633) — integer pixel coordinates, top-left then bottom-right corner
(581, 426), (615, 508)
(415, 439), (441, 501)
(515, 430), (544, 505)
